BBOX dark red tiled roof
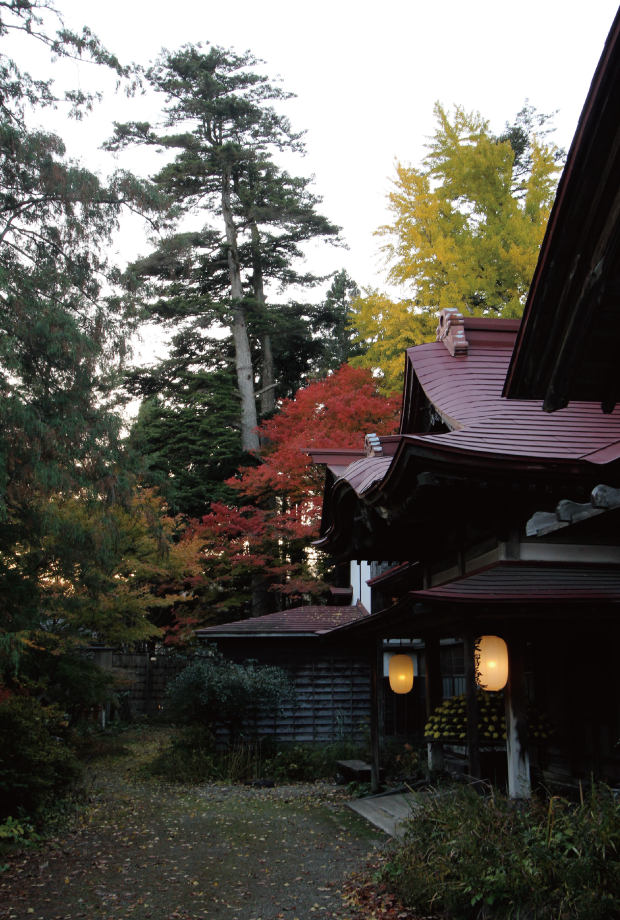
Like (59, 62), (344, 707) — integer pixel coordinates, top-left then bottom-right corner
(406, 339), (620, 463)
(329, 337), (620, 508)
(196, 604), (370, 638)
(334, 455), (393, 496)
(408, 341), (517, 430)
(366, 561), (411, 586)
(320, 564), (620, 640)
(410, 563), (620, 603)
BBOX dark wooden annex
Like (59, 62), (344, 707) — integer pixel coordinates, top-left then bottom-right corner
(196, 605), (375, 744)
(307, 9), (620, 798)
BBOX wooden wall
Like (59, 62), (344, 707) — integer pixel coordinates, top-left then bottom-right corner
(108, 640), (372, 745)
(213, 637), (371, 744)
(111, 651), (188, 716)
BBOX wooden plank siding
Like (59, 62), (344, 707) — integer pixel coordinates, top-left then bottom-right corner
(214, 638), (372, 744)
(112, 652), (188, 716)
(110, 641), (372, 745)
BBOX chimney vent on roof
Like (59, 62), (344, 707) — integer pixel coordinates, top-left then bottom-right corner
(365, 433), (383, 457)
(436, 307), (469, 357)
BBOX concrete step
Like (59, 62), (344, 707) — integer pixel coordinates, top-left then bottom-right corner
(346, 792), (420, 837)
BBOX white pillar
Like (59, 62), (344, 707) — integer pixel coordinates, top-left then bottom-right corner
(504, 634), (531, 798)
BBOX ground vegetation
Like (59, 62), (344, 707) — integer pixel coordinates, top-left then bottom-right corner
(387, 782), (620, 919)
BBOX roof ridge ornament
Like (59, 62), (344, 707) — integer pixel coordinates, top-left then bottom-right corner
(436, 307), (469, 357)
(364, 433), (383, 457)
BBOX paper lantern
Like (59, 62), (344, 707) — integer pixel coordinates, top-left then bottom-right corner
(476, 635), (509, 691)
(388, 654), (414, 694)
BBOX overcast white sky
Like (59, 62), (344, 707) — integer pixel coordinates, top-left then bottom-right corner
(12, 0), (620, 364)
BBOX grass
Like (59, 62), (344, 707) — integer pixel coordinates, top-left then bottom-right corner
(386, 781), (620, 919)
(147, 724), (372, 784)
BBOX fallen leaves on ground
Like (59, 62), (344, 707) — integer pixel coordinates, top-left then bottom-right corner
(341, 859), (442, 920)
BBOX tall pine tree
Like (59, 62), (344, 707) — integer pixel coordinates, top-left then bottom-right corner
(107, 44), (342, 447)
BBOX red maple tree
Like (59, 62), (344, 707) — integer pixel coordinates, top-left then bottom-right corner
(167, 365), (400, 639)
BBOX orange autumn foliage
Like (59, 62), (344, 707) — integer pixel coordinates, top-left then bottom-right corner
(167, 366), (400, 638)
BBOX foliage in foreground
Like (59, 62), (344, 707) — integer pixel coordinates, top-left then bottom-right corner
(387, 783), (620, 919)
(0, 697), (82, 823)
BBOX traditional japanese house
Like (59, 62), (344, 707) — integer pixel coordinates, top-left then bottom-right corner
(196, 562), (427, 746)
(197, 603), (372, 744)
(306, 8), (620, 798)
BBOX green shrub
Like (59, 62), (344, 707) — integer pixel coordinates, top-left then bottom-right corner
(49, 655), (126, 725)
(165, 656), (295, 742)
(0, 696), (82, 822)
(387, 783), (620, 919)
(263, 740), (366, 782)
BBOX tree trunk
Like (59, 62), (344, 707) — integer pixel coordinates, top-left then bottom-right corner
(250, 221), (276, 417)
(260, 333), (276, 416)
(222, 173), (259, 452)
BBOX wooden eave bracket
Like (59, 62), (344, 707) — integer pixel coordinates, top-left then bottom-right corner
(436, 307), (469, 357)
(526, 483), (620, 536)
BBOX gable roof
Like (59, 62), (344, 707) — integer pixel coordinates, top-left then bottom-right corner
(401, 318), (520, 433)
(195, 604), (370, 639)
(317, 563), (620, 641)
(314, 310), (620, 556)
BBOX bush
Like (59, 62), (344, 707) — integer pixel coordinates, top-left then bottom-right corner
(165, 655), (295, 742)
(0, 696), (82, 822)
(149, 727), (261, 783)
(49, 655), (126, 725)
(387, 783), (620, 919)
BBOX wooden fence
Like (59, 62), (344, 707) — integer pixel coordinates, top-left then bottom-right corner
(107, 640), (371, 745)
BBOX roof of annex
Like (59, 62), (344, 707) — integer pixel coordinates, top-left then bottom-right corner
(195, 603), (370, 638)
(320, 563), (620, 641)
(408, 562), (620, 603)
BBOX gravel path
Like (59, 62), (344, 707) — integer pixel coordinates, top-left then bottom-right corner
(0, 735), (385, 920)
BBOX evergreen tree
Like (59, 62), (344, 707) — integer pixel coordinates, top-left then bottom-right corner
(128, 359), (246, 517)
(126, 267), (366, 519)
(312, 269), (364, 375)
(107, 44), (341, 447)
(0, 1), (158, 666)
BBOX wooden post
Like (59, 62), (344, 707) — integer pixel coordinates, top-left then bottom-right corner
(145, 652), (151, 717)
(370, 640), (381, 794)
(425, 634), (444, 773)
(463, 629), (481, 784)
(504, 633), (531, 798)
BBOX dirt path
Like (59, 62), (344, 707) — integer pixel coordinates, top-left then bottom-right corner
(0, 733), (387, 920)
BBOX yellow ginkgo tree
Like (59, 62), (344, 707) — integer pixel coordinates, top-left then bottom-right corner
(350, 102), (564, 393)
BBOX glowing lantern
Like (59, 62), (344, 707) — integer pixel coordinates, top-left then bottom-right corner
(388, 654), (414, 694)
(476, 635), (509, 691)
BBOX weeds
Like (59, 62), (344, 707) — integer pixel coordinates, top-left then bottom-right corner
(148, 726), (368, 784)
(386, 782), (620, 919)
